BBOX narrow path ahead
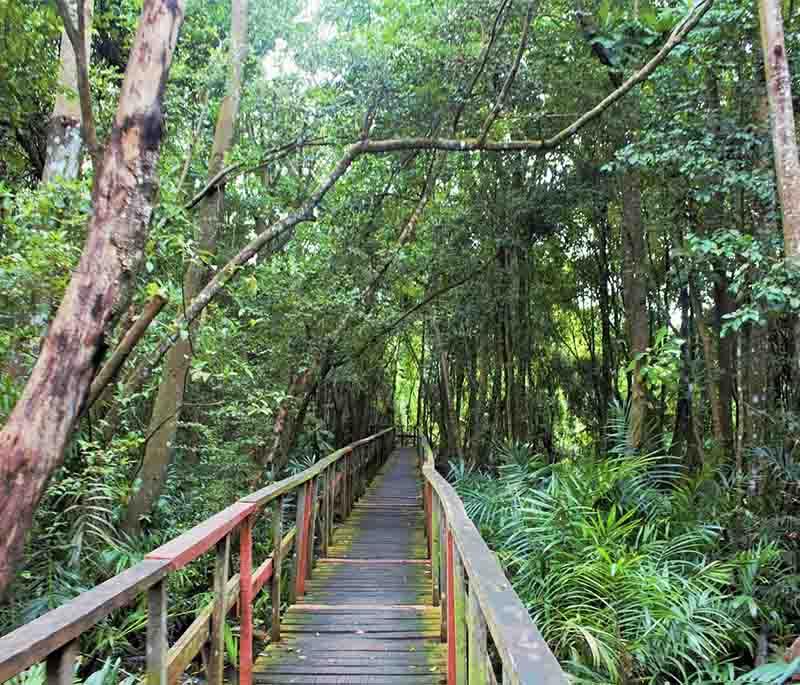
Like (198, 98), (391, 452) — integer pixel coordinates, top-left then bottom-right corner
(253, 447), (446, 684)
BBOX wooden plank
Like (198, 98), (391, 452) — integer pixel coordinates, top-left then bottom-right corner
(239, 515), (254, 685)
(242, 428), (393, 507)
(0, 558), (169, 682)
(305, 477), (319, 580)
(271, 496), (283, 643)
(452, 544), (467, 685)
(46, 639), (79, 685)
(146, 501), (255, 570)
(166, 527), (295, 683)
(467, 587), (488, 685)
(420, 436), (567, 685)
(208, 535), (230, 685)
(147, 580), (168, 685)
(431, 493), (441, 607)
(446, 530), (456, 685)
(292, 482), (309, 602)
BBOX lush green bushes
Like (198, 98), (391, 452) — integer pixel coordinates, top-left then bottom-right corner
(450, 431), (800, 683)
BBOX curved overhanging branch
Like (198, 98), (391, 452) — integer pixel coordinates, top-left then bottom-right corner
(109, 0), (713, 406)
(350, 0), (713, 155)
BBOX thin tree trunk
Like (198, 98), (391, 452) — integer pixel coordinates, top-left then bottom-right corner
(621, 154), (650, 449)
(0, 0), (186, 599)
(123, 0), (248, 533)
(42, 0), (94, 183)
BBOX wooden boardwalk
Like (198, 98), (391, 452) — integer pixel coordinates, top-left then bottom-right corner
(253, 447), (446, 684)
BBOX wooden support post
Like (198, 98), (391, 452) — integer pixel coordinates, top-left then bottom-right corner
(453, 544), (467, 685)
(47, 639), (79, 685)
(424, 482), (432, 558)
(345, 452), (353, 517)
(329, 467), (335, 541)
(271, 496), (283, 643)
(440, 501), (448, 641)
(208, 535), (230, 685)
(446, 529), (456, 685)
(306, 477), (319, 580)
(321, 470), (330, 557)
(239, 515), (253, 685)
(467, 586), (489, 685)
(146, 580), (167, 685)
(431, 493), (441, 607)
(292, 483), (309, 600)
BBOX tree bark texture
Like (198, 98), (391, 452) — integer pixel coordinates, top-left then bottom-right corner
(123, 0), (249, 533)
(0, 0), (186, 599)
(42, 0), (94, 184)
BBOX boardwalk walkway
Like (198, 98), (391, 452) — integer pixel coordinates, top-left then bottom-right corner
(253, 447), (446, 684)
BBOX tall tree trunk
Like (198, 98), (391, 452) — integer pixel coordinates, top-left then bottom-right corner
(0, 0), (186, 600)
(42, 0), (94, 183)
(621, 152), (650, 449)
(123, 0), (248, 533)
(758, 0), (800, 398)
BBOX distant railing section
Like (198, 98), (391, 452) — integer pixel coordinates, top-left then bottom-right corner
(0, 428), (395, 685)
(416, 435), (568, 685)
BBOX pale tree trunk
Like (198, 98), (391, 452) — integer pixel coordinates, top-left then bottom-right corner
(759, 0), (800, 258)
(123, 0), (249, 534)
(42, 0), (94, 183)
(758, 0), (800, 398)
(0, 0), (186, 600)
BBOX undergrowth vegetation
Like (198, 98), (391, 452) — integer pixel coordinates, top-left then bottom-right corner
(450, 413), (800, 684)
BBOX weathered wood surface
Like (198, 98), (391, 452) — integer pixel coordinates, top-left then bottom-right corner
(254, 447), (445, 684)
(0, 559), (169, 681)
(243, 428), (393, 507)
(419, 438), (567, 685)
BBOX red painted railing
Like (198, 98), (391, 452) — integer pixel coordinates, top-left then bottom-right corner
(0, 428), (394, 685)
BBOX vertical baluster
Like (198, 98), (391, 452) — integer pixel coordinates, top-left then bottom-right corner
(47, 639), (79, 685)
(292, 482), (309, 600)
(453, 544), (467, 685)
(209, 535), (229, 685)
(424, 482), (432, 558)
(467, 586), (489, 685)
(321, 469), (330, 557)
(239, 515), (254, 685)
(345, 452), (353, 516)
(146, 580), (167, 685)
(446, 528), (456, 685)
(306, 477), (319, 579)
(272, 495), (283, 643)
(440, 501), (448, 641)
(431, 493), (441, 607)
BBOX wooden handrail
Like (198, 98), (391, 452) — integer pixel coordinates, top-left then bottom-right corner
(0, 427), (395, 685)
(417, 435), (567, 685)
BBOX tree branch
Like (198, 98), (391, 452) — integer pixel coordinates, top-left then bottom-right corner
(54, 0), (100, 169)
(478, 0), (538, 144)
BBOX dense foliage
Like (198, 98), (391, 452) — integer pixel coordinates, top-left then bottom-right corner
(2, 0), (800, 681)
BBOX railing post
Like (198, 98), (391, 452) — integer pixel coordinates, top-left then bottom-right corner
(292, 482), (309, 600)
(424, 482), (432, 558)
(239, 515), (254, 685)
(208, 535), (230, 685)
(146, 581), (167, 685)
(306, 477), (319, 579)
(47, 639), (79, 685)
(446, 529), (456, 685)
(272, 495), (283, 643)
(453, 543), (467, 685)
(320, 469), (330, 557)
(467, 587), (489, 685)
(439, 500), (448, 642)
(431, 493), (441, 607)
